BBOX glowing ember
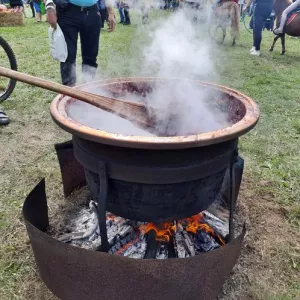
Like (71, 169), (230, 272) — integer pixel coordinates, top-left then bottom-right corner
(139, 222), (176, 243)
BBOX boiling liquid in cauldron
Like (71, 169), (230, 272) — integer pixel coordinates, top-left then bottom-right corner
(67, 83), (230, 137)
(67, 101), (155, 136)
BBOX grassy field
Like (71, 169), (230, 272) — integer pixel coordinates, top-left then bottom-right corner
(0, 9), (299, 300)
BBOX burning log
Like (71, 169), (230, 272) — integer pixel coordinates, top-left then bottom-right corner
(115, 236), (147, 259)
(108, 225), (135, 254)
(144, 230), (160, 259)
(193, 230), (221, 253)
(175, 223), (195, 258)
(203, 210), (229, 238)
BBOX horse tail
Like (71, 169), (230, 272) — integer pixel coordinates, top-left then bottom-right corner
(231, 3), (240, 39)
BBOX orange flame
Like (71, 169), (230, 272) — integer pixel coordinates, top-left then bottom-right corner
(139, 222), (176, 242)
(182, 214), (225, 245)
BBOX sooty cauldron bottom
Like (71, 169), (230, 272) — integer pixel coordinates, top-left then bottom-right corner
(73, 136), (238, 222)
(22, 141), (246, 300)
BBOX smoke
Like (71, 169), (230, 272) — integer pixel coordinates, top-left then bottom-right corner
(142, 9), (214, 78)
(138, 8), (228, 135)
(71, 5), (229, 136)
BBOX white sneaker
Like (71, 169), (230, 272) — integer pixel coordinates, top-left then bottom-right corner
(250, 50), (260, 56)
(249, 46), (256, 53)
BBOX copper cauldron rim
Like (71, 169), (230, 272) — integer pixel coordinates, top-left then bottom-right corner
(50, 77), (260, 149)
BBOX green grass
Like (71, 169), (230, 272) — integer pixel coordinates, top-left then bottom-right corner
(0, 11), (299, 300)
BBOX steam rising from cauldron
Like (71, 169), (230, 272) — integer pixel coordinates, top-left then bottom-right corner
(69, 6), (229, 136)
(140, 9), (228, 135)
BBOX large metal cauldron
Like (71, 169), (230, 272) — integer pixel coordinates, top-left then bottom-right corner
(50, 78), (259, 221)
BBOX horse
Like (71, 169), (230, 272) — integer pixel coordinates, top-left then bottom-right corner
(270, 0), (300, 54)
(210, 1), (240, 46)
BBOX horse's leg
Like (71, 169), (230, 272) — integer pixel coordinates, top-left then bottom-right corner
(269, 35), (280, 52)
(280, 34), (286, 55)
(232, 36), (236, 46)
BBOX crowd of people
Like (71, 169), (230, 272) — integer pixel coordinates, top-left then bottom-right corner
(0, 0), (133, 23)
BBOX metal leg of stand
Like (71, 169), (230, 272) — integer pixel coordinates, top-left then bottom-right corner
(97, 162), (110, 252)
(228, 156), (237, 242)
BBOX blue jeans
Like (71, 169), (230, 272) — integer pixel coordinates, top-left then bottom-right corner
(118, 7), (125, 23)
(253, 4), (272, 50)
(33, 1), (41, 13)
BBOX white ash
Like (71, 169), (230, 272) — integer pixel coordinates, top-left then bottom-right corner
(156, 244), (168, 259)
(175, 223), (196, 258)
(58, 201), (101, 250)
(203, 211), (229, 237)
(118, 236), (147, 259)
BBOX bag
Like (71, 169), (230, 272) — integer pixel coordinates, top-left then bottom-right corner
(48, 24), (68, 62)
(40, 2), (46, 14)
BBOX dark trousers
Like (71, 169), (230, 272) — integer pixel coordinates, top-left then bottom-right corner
(57, 4), (101, 86)
(124, 8), (130, 24)
(253, 4), (272, 50)
(99, 8), (107, 28)
(29, 1), (35, 17)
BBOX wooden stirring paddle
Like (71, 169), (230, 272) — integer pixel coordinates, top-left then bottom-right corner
(0, 66), (154, 131)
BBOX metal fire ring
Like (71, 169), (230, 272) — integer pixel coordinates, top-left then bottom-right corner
(23, 179), (246, 300)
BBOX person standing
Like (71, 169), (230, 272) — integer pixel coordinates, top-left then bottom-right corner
(27, 0), (36, 18)
(116, 0), (125, 23)
(46, 0), (116, 86)
(243, 0), (273, 56)
(121, 1), (130, 25)
(33, 0), (42, 21)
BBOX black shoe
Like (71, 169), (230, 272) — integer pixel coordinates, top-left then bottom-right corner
(123, 22), (131, 25)
(0, 110), (9, 125)
(119, 21), (124, 24)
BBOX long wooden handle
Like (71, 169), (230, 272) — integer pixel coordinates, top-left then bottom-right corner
(0, 66), (153, 128)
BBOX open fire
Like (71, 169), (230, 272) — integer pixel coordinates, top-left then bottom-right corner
(56, 201), (228, 259)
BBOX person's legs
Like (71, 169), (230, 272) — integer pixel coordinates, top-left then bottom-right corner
(80, 10), (101, 83)
(253, 9), (264, 51)
(30, 1), (35, 18)
(33, 2), (41, 21)
(118, 7), (125, 23)
(253, 6), (271, 52)
(123, 8), (130, 24)
(274, 1), (299, 34)
(58, 8), (81, 86)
